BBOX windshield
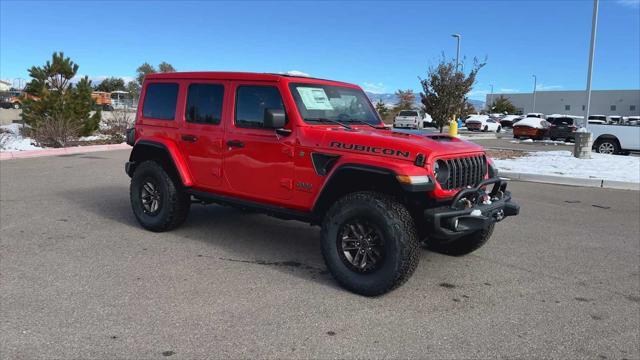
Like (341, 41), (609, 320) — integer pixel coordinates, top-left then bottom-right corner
(399, 110), (418, 117)
(289, 83), (381, 125)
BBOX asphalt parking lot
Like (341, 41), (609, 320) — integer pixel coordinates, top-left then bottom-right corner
(1, 150), (639, 359)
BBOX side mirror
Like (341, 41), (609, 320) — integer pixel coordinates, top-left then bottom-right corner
(264, 108), (286, 129)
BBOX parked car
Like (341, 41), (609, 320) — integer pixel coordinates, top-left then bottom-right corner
(547, 115), (577, 141)
(607, 115), (622, 124)
(125, 71), (519, 296)
(0, 90), (29, 109)
(513, 117), (550, 140)
(525, 112), (545, 119)
(624, 116), (640, 126)
(500, 115), (522, 128)
(588, 115), (607, 124)
(393, 110), (431, 129)
(465, 115), (501, 132)
(590, 123), (640, 154)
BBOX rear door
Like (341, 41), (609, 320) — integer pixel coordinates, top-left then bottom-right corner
(223, 82), (295, 202)
(178, 81), (228, 190)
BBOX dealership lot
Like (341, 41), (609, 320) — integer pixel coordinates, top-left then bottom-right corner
(1, 150), (639, 358)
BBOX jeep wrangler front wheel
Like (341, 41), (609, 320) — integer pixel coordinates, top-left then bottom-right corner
(321, 192), (419, 296)
(130, 161), (190, 232)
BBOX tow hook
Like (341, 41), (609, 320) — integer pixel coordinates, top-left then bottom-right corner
(494, 209), (505, 221)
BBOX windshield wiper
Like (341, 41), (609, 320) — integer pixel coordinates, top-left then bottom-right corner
(305, 117), (352, 130)
(344, 119), (387, 129)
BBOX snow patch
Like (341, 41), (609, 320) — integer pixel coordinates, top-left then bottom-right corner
(494, 150), (640, 183)
(0, 124), (42, 152)
(78, 134), (110, 141)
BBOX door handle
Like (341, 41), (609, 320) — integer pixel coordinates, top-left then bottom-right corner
(226, 140), (244, 148)
(181, 134), (198, 142)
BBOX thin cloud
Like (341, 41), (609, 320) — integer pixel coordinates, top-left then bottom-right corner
(499, 88), (519, 93)
(536, 84), (563, 91)
(617, 0), (639, 8)
(362, 82), (387, 94)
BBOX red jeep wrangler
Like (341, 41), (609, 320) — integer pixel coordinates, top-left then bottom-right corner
(125, 72), (519, 296)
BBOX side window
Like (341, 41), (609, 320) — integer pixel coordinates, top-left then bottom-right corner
(142, 83), (178, 120)
(185, 84), (224, 125)
(235, 86), (284, 128)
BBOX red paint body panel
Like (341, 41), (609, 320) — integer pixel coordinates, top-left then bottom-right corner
(132, 72), (492, 211)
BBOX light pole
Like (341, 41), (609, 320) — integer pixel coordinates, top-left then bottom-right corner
(575, 0), (599, 159)
(489, 84), (494, 112)
(532, 75), (537, 113)
(451, 34), (461, 71)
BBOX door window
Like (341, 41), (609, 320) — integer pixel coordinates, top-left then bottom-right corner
(185, 84), (224, 125)
(235, 86), (284, 128)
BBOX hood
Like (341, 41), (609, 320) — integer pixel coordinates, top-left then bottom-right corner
(309, 126), (484, 162)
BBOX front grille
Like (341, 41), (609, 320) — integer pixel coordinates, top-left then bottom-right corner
(440, 155), (487, 190)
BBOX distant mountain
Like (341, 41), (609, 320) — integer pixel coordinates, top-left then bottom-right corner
(366, 91), (485, 112)
(365, 92), (399, 106)
(468, 99), (485, 111)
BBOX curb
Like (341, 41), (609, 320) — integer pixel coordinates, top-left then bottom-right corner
(0, 143), (130, 161)
(500, 171), (640, 191)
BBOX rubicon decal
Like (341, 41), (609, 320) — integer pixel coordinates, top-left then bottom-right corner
(330, 141), (410, 158)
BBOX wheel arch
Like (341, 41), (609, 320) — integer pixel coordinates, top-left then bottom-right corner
(127, 140), (193, 187)
(312, 164), (406, 220)
(593, 134), (621, 149)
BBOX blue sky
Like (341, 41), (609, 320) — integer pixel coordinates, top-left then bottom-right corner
(1, 0), (639, 100)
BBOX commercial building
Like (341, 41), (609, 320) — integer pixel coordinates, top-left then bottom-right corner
(486, 89), (640, 117)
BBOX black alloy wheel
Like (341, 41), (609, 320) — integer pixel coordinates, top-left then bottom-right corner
(338, 220), (385, 273)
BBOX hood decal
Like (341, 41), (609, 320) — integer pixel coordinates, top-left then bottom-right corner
(330, 141), (410, 158)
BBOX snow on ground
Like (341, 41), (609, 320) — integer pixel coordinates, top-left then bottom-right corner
(0, 124), (42, 151)
(494, 150), (640, 183)
(510, 139), (573, 146)
(78, 134), (110, 141)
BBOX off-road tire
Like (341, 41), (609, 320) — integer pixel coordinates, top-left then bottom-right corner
(320, 191), (419, 296)
(130, 161), (190, 232)
(425, 224), (494, 256)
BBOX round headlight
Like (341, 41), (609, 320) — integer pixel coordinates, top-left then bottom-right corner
(434, 160), (449, 184)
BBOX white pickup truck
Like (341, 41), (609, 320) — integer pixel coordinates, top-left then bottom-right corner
(589, 123), (640, 154)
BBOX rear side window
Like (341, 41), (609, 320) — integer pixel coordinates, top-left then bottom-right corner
(399, 110), (418, 117)
(142, 83), (178, 120)
(185, 84), (224, 125)
(235, 86), (284, 128)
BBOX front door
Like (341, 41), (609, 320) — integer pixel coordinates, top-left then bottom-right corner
(223, 83), (295, 202)
(178, 81), (228, 190)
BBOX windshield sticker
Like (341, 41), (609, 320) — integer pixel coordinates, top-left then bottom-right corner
(297, 87), (334, 110)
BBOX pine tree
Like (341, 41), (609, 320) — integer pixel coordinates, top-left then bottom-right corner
(158, 62), (176, 73)
(95, 77), (126, 92)
(136, 62), (156, 85)
(375, 100), (390, 122)
(21, 52), (100, 147)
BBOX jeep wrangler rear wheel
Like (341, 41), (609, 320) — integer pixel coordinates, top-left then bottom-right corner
(425, 224), (494, 256)
(321, 192), (419, 296)
(130, 161), (190, 232)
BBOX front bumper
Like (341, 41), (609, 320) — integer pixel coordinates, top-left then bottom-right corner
(424, 178), (519, 240)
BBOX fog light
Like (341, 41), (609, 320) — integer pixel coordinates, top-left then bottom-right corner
(453, 218), (459, 231)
